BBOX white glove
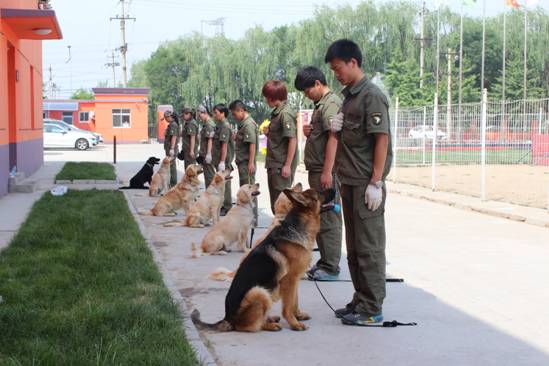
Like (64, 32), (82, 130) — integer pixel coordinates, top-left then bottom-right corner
(330, 112), (344, 132)
(218, 162), (226, 172)
(365, 184), (383, 211)
(205, 153), (212, 164)
(169, 149), (175, 157)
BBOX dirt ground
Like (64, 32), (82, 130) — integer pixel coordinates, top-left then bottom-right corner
(391, 164), (549, 209)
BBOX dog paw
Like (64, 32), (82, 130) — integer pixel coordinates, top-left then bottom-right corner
(296, 312), (310, 321)
(290, 322), (308, 331)
(267, 315), (281, 323)
(262, 322), (282, 332)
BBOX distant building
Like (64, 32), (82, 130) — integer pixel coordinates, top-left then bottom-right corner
(43, 87), (150, 143)
(0, 0), (62, 196)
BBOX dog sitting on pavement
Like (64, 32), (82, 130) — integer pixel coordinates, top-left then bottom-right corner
(119, 156), (160, 189)
(191, 188), (328, 332)
(149, 156), (173, 197)
(140, 164), (202, 216)
(201, 183), (260, 254)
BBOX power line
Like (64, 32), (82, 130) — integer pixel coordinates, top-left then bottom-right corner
(110, 0), (136, 87)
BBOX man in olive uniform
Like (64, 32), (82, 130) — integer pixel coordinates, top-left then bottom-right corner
(325, 39), (393, 325)
(212, 103), (235, 216)
(163, 110), (180, 187)
(229, 100), (259, 226)
(180, 107), (199, 169)
(261, 80), (298, 214)
(294, 66), (343, 282)
(197, 105), (216, 189)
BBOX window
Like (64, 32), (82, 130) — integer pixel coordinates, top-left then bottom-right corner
(79, 111), (90, 123)
(112, 109), (131, 128)
(45, 125), (65, 133)
(62, 111), (73, 124)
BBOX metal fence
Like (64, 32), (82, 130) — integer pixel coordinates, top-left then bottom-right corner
(390, 92), (549, 210)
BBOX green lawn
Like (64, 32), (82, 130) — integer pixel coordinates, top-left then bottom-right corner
(0, 190), (198, 365)
(55, 162), (116, 181)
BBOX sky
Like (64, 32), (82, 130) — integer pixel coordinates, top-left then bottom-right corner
(43, 0), (549, 98)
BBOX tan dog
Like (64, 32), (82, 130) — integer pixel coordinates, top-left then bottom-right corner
(201, 183), (260, 254)
(143, 165), (202, 216)
(192, 188), (323, 332)
(209, 182), (302, 281)
(149, 156), (172, 197)
(185, 170), (232, 228)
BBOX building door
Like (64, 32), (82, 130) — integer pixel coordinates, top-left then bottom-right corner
(7, 42), (17, 171)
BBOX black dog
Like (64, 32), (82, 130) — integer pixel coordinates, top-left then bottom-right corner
(119, 157), (160, 189)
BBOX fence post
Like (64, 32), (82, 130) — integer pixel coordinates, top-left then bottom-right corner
(480, 89), (487, 201)
(113, 135), (117, 165)
(432, 93), (438, 191)
(393, 96), (399, 182)
(422, 106), (427, 165)
(539, 105), (543, 135)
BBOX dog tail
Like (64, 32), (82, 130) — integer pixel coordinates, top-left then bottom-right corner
(208, 267), (235, 281)
(191, 309), (233, 331)
(138, 209), (153, 216)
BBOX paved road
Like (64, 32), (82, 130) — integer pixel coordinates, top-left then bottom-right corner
(50, 144), (549, 365)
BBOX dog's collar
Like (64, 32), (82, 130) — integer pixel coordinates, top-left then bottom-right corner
(146, 162), (154, 168)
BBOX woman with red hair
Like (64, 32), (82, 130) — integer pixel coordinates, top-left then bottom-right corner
(262, 80), (298, 214)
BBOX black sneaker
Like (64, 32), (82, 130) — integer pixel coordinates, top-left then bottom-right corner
(334, 303), (355, 319)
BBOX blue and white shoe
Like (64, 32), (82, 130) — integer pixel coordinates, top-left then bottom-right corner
(307, 268), (339, 281)
(341, 312), (383, 326)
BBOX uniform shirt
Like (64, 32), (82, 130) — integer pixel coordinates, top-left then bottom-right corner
(304, 91), (342, 173)
(164, 120), (180, 150)
(212, 119), (235, 168)
(199, 118), (216, 157)
(235, 115), (259, 164)
(181, 119), (199, 157)
(336, 76), (393, 185)
(265, 101), (298, 169)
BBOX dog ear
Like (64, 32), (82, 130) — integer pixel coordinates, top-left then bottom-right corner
(283, 189), (308, 207)
(292, 182), (303, 192)
(237, 188), (250, 204)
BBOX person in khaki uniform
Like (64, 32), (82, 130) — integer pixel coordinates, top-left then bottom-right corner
(211, 103), (235, 216)
(294, 66), (343, 281)
(261, 80), (298, 214)
(325, 39), (393, 325)
(229, 100), (259, 226)
(180, 108), (199, 169)
(163, 110), (180, 187)
(197, 105), (216, 189)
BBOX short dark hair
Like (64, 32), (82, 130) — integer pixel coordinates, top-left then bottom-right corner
(262, 80), (288, 101)
(229, 100), (247, 112)
(324, 39), (362, 67)
(294, 66), (327, 91)
(213, 103), (229, 118)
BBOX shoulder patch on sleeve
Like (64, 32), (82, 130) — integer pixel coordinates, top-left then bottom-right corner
(371, 112), (382, 125)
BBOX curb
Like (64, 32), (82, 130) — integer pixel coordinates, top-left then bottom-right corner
(390, 187), (549, 229)
(122, 191), (218, 366)
(54, 179), (121, 184)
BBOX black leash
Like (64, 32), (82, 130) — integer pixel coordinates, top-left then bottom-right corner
(313, 278), (417, 328)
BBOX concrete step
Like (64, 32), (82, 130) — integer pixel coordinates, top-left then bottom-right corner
(8, 173), (37, 193)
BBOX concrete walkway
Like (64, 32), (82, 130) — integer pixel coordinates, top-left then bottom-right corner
(0, 162), (63, 251)
(120, 156), (549, 366)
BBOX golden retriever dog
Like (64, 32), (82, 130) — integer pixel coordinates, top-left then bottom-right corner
(149, 156), (173, 197)
(208, 182), (302, 281)
(201, 183), (260, 254)
(192, 188), (332, 332)
(142, 165), (202, 216)
(185, 170), (232, 228)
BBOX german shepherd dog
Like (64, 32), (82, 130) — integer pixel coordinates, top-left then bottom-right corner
(192, 188), (333, 332)
(119, 157), (160, 189)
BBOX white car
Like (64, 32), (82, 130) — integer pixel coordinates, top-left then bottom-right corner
(44, 119), (103, 144)
(408, 126), (447, 141)
(43, 123), (97, 150)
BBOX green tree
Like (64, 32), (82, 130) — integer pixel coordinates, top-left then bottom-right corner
(70, 88), (93, 100)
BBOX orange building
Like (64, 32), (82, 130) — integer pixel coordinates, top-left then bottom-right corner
(43, 87), (150, 143)
(0, 0), (62, 196)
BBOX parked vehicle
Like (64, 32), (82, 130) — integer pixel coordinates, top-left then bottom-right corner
(408, 125), (447, 141)
(43, 123), (97, 150)
(44, 118), (103, 143)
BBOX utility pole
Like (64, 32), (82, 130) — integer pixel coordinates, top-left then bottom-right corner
(442, 48), (458, 139)
(48, 65), (53, 99)
(110, 0), (135, 87)
(523, 8), (528, 100)
(105, 50), (120, 87)
(201, 17), (226, 37)
(419, 0), (425, 89)
(435, 5), (441, 97)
